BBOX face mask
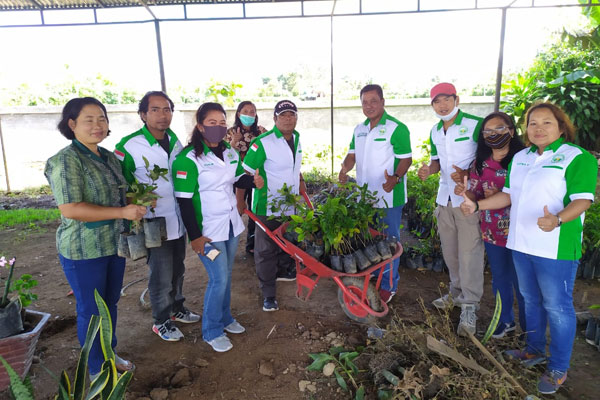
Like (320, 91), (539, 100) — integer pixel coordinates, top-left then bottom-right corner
(202, 125), (227, 143)
(239, 114), (255, 127)
(435, 106), (459, 121)
(484, 132), (512, 149)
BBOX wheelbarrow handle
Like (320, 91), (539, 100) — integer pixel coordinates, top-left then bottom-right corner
(244, 209), (288, 249)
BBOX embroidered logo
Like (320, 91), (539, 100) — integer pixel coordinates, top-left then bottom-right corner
(176, 171), (187, 179)
(114, 150), (125, 161)
(204, 163), (214, 167)
(458, 126), (468, 135)
(227, 152), (234, 160)
(357, 132), (367, 138)
(379, 128), (386, 135)
(551, 154), (565, 163)
(516, 162), (529, 166)
(250, 143), (259, 152)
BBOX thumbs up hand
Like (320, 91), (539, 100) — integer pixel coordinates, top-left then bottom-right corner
(382, 169), (396, 193)
(537, 205), (559, 232)
(417, 162), (430, 181)
(459, 175), (478, 215)
(253, 168), (264, 189)
(483, 182), (499, 198)
(450, 164), (466, 184)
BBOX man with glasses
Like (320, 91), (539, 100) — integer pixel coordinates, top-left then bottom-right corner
(338, 84), (412, 304)
(417, 83), (484, 337)
(115, 91), (200, 341)
(243, 100), (305, 312)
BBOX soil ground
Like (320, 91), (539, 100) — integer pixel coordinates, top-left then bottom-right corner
(1, 216), (600, 400)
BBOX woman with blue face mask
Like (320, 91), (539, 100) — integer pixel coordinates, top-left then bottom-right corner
(225, 101), (267, 254)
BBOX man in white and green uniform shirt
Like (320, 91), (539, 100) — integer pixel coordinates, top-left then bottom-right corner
(339, 84), (412, 304)
(417, 82), (484, 337)
(115, 91), (199, 342)
(243, 100), (305, 312)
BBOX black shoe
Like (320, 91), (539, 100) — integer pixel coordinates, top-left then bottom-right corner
(276, 268), (296, 282)
(263, 297), (279, 312)
(585, 318), (597, 346)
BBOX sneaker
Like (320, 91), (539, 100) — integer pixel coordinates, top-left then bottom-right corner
(585, 318), (598, 346)
(206, 334), (233, 352)
(152, 320), (184, 342)
(491, 321), (516, 339)
(379, 289), (395, 304)
(171, 308), (201, 324)
(505, 349), (546, 368)
(276, 268), (296, 281)
(537, 370), (567, 394)
(432, 294), (456, 310)
(224, 320), (246, 334)
(263, 297), (279, 312)
(457, 304), (477, 337)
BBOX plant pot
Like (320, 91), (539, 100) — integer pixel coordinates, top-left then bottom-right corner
(353, 249), (371, 271)
(312, 244), (324, 260)
(117, 232), (130, 258)
(126, 232), (148, 261)
(0, 298), (23, 339)
(406, 255), (423, 270)
(363, 244), (382, 264)
(342, 254), (357, 274)
(0, 309), (50, 391)
(330, 255), (343, 272)
(283, 231), (299, 245)
(376, 240), (392, 260)
(432, 257), (446, 273)
(143, 217), (166, 248)
(386, 236), (399, 254)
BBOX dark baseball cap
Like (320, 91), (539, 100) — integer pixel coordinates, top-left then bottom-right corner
(274, 100), (298, 116)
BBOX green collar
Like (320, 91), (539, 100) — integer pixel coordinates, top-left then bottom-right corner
(528, 137), (565, 154)
(363, 110), (389, 127)
(436, 110), (464, 131)
(272, 125), (299, 140)
(201, 139), (231, 156)
(72, 139), (107, 163)
(141, 125), (177, 149)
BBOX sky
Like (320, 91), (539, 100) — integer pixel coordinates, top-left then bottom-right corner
(0, 2), (588, 100)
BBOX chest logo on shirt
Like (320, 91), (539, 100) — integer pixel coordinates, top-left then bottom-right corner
(458, 126), (468, 135)
(379, 128), (386, 135)
(516, 162), (530, 167)
(357, 132), (367, 138)
(204, 163), (214, 167)
(227, 152), (235, 160)
(551, 154), (565, 163)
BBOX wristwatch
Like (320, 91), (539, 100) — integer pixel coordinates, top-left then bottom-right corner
(393, 173), (401, 183)
(556, 214), (562, 227)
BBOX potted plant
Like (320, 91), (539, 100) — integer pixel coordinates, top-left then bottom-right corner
(0, 256), (49, 392)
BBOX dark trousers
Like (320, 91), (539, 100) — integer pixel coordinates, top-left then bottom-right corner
(147, 236), (187, 324)
(254, 215), (294, 298)
(245, 189), (255, 251)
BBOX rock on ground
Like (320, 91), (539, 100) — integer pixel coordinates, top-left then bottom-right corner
(259, 359), (275, 377)
(149, 388), (169, 400)
(170, 368), (191, 387)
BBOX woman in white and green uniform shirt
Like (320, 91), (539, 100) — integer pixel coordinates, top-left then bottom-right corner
(172, 103), (262, 353)
(460, 102), (597, 395)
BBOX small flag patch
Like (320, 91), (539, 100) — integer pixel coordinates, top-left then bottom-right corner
(114, 150), (125, 161)
(250, 143), (259, 152)
(176, 171), (187, 179)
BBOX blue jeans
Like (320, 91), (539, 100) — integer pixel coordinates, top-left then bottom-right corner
(378, 205), (403, 292)
(484, 242), (526, 330)
(59, 254), (125, 375)
(147, 236), (186, 324)
(198, 226), (240, 341)
(512, 250), (578, 372)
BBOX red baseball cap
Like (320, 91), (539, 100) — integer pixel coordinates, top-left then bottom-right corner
(430, 83), (457, 102)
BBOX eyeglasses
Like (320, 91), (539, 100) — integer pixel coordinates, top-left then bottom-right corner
(482, 126), (509, 136)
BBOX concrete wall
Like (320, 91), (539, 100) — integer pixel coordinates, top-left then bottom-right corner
(0, 98), (494, 190)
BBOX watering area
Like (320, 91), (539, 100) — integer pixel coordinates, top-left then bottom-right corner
(0, 98), (493, 191)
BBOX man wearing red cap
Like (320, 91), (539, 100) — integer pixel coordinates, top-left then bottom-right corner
(417, 83), (484, 337)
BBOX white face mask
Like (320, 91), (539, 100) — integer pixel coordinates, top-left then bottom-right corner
(435, 106), (459, 121)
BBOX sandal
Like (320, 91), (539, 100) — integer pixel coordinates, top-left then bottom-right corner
(114, 354), (136, 373)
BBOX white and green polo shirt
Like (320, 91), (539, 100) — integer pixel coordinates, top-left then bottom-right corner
(171, 142), (245, 242)
(242, 126), (302, 217)
(348, 111), (412, 208)
(114, 126), (185, 240)
(503, 138), (598, 260)
(429, 110), (482, 207)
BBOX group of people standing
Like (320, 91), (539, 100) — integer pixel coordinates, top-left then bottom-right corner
(44, 81), (596, 395)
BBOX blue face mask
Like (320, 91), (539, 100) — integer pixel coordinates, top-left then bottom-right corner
(239, 114), (256, 127)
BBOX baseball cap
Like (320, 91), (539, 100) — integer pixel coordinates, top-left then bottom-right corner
(274, 100), (298, 116)
(430, 83), (457, 102)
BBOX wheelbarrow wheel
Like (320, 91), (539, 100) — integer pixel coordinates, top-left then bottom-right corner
(337, 276), (382, 324)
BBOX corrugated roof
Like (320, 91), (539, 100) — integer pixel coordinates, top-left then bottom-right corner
(0, 0), (302, 11)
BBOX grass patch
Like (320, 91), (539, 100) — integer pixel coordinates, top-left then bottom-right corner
(0, 208), (60, 228)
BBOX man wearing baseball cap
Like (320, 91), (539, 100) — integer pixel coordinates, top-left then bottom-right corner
(339, 84), (412, 304)
(243, 100), (305, 312)
(417, 83), (484, 337)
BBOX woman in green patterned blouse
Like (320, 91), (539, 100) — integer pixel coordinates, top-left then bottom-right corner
(45, 97), (146, 379)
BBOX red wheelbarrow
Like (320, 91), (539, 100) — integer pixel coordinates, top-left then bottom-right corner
(244, 193), (402, 323)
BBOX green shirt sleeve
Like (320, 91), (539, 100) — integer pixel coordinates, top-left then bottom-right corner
(235, 152), (245, 177)
(114, 141), (136, 185)
(429, 130), (438, 157)
(172, 155), (199, 198)
(472, 119), (483, 142)
(349, 134), (356, 152)
(390, 123), (411, 156)
(44, 150), (83, 205)
(243, 138), (267, 171)
(504, 159), (513, 190)
(565, 150), (598, 200)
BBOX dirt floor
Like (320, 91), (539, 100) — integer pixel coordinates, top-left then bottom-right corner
(1, 217), (600, 400)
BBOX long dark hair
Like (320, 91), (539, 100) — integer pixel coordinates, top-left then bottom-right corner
(233, 101), (260, 135)
(474, 111), (525, 175)
(189, 102), (226, 156)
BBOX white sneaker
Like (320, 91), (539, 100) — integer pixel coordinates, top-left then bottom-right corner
(171, 309), (201, 324)
(432, 294), (456, 310)
(206, 334), (233, 352)
(457, 304), (477, 337)
(152, 320), (184, 342)
(224, 320), (246, 334)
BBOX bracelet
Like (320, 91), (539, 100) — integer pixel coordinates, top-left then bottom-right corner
(474, 201), (479, 212)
